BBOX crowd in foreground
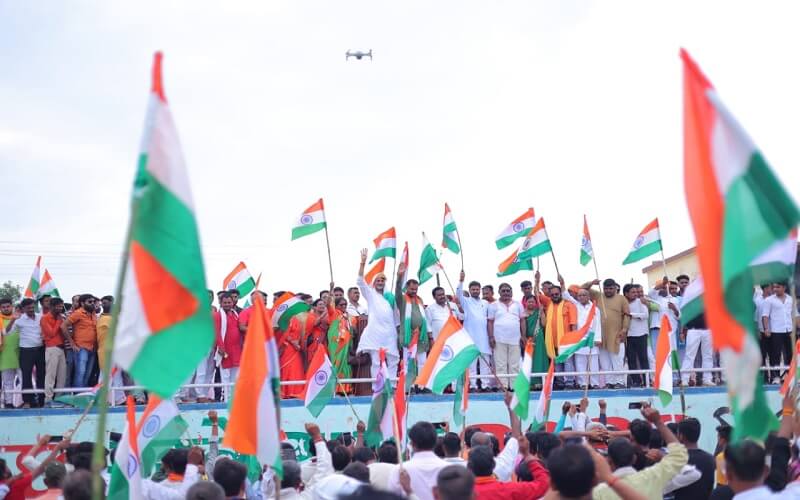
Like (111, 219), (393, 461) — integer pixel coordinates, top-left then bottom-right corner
(3, 392), (800, 499)
(1, 249), (797, 407)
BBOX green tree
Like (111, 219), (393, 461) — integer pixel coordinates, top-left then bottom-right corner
(0, 281), (22, 303)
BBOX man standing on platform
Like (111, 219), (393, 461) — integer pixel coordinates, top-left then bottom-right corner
(9, 298), (46, 407)
(584, 279), (630, 389)
(425, 287), (461, 344)
(543, 285), (577, 390)
(214, 292), (241, 402)
(396, 264), (428, 386)
(488, 283), (524, 390)
(60, 294), (97, 390)
(356, 249), (399, 377)
(457, 271), (494, 392)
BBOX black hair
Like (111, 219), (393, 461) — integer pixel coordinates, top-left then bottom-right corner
(219, 292), (233, 301)
(312, 298), (325, 308)
(101, 295), (114, 302)
(71, 453), (92, 471)
(608, 437), (635, 468)
(431, 287), (445, 298)
(716, 424), (733, 442)
(468, 281), (481, 289)
(342, 461), (370, 482)
(725, 439), (766, 482)
(677, 417), (701, 444)
(38, 294), (51, 304)
(442, 432), (462, 457)
(408, 421), (437, 451)
(467, 445), (495, 477)
(676, 274), (690, 282)
(78, 294), (94, 305)
(335, 297), (348, 308)
(629, 419), (652, 446)
(535, 432), (561, 460)
(319, 290), (329, 298)
(550, 285), (562, 293)
(162, 448), (188, 474)
(548, 444), (595, 497)
(50, 297), (64, 307)
(339, 485), (406, 500)
(436, 465), (475, 500)
(406, 279), (419, 287)
(377, 442), (398, 464)
(498, 282), (512, 292)
(0, 297), (11, 306)
(433, 436), (445, 458)
(331, 445), (352, 471)
(186, 480), (226, 500)
(348, 287), (359, 294)
(212, 459), (248, 496)
(352, 446), (376, 464)
(603, 279), (616, 288)
(541, 281), (554, 287)
(515, 458), (534, 481)
(333, 287), (344, 294)
(622, 284), (634, 296)
(63, 469), (93, 500)
(481, 285), (493, 292)
(520, 280), (532, 288)
(20, 298), (35, 308)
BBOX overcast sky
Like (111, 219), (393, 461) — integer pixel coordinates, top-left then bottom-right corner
(2, 1), (799, 303)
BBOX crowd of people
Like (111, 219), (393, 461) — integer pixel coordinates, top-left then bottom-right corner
(3, 392), (800, 499)
(0, 249), (796, 407)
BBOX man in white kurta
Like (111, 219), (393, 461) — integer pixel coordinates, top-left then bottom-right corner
(355, 249), (399, 377)
(573, 289), (602, 388)
(456, 271), (493, 390)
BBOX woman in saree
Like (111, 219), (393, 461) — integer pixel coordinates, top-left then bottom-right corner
(304, 299), (330, 367)
(327, 297), (353, 393)
(523, 293), (548, 390)
(278, 306), (305, 399)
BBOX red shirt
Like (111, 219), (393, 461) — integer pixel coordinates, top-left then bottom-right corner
(238, 306), (253, 332)
(5, 473), (33, 500)
(214, 309), (242, 368)
(40, 314), (65, 347)
(474, 459), (550, 500)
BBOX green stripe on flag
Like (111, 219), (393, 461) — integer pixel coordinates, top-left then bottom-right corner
(291, 222), (327, 240)
(519, 241), (552, 260)
(555, 332), (595, 363)
(371, 247), (396, 262)
(496, 233), (523, 250)
(497, 259), (533, 277)
(580, 249), (592, 266)
(278, 302), (310, 332)
(622, 240), (662, 265)
(430, 347), (480, 394)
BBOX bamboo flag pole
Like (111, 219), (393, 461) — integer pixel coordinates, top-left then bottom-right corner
(456, 228), (465, 272)
(324, 224), (335, 286)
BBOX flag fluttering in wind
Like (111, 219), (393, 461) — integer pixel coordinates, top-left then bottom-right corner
(517, 218), (552, 260)
(113, 52), (214, 399)
(223, 262), (256, 297)
(418, 234), (442, 285)
(580, 215), (594, 266)
(415, 316), (480, 394)
(654, 314), (677, 407)
(442, 203), (461, 254)
(137, 394), (188, 476)
(679, 277), (705, 325)
(452, 370), (469, 427)
(394, 359), (408, 448)
(510, 339), (534, 419)
(398, 241), (409, 286)
(531, 360), (555, 430)
(365, 258), (386, 286)
(107, 397), (142, 500)
(291, 198), (327, 240)
(39, 269), (60, 298)
(556, 303), (598, 363)
(223, 297), (282, 475)
(23, 256), (41, 299)
(302, 348), (336, 418)
(682, 48), (800, 440)
(366, 349), (395, 447)
(371, 227), (397, 262)
(622, 218), (663, 265)
(497, 248), (533, 277)
(271, 292), (311, 331)
(495, 208), (535, 249)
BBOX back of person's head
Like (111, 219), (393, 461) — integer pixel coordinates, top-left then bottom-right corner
(43, 461), (67, 489)
(282, 460), (302, 489)
(515, 458), (534, 481)
(378, 442), (398, 464)
(337, 433), (355, 448)
(0, 459), (9, 480)
(162, 448), (188, 475)
(342, 461), (370, 482)
(435, 464), (475, 500)
(487, 434), (499, 456)
(677, 417), (701, 444)
(62, 470), (93, 500)
(352, 446), (376, 464)
(186, 481), (226, 500)
(628, 419), (652, 447)
(442, 432), (462, 457)
(548, 444), (595, 498)
(408, 421), (437, 451)
(648, 429), (664, 450)
(535, 432), (561, 460)
(331, 445), (352, 471)
(464, 427), (482, 449)
(433, 436), (445, 458)
(467, 445), (495, 477)
(725, 440), (767, 484)
(525, 431), (538, 454)
(339, 484), (405, 500)
(717, 424), (733, 443)
(213, 458), (248, 497)
(607, 438), (635, 469)
(71, 453), (92, 471)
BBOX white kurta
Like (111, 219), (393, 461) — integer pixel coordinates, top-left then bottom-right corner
(574, 301), (602, 355)
(356, 276), (399, 357)
(456, 282), (491, 354)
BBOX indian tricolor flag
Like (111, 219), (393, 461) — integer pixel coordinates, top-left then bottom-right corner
(622, 218), (662, 265)
(682, 48), (800, 440)
(452, 370), (469, 427)
(517, 218), (552, 260)
(398, 241), (409, 287)
(365, 258), (386, 286)
(114, 52), (214, 398)
(418, 234), (442, 285)
(495, 208), (535, 249)
(679, 277), (704, 325)
(531, 360), (555, 430)
(39, 269), (59, 298)
(394, 359), (408, 447)
(271, 292), (310, 331)
(366, 348), (394, 447)
(442, 203), (460, 254)
(510, 338), (534, 419)
(556, 303), (597, 362)
(23, 256), (41, 299)
(415, 316), (480, 394)
(137, 394), (188, 476)
(371, 227), (397, 262)
(302, 348), (336, 418)
(580, 215), (594, 266)
(497, 248), (533, 277)
(223, 262), (256, 297)
(291, 198), (327, 240)
(107, 397), (143, 500)
(223, 298), (282, 474)
(654, 314), (677, 407)
(780, 340), (800, 396)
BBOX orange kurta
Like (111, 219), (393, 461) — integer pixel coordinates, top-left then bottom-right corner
(304, 312), (328, 369)
(279, 316), (305, 398)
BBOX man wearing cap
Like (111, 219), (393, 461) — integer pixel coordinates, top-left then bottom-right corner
(356, 249), (399, 377)
(583, 278), (630, 389)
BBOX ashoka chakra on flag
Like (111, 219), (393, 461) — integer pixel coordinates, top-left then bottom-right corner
(512, 222), (525, 233)
(314, 370), (329, 386)
(440, 345), (454, 361)
(142, 416), (162, 437)
(301, 214), (314, 225)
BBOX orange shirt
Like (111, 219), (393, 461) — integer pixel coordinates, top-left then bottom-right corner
(66, 309), (97, 350)
(40, 314), (65, 348)
(545, 299), (578, 359)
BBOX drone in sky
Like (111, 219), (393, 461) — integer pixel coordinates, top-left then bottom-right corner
(346, 49), (372, 61)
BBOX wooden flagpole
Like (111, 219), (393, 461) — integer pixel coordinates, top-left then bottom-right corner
(324, 225), (335, 285)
